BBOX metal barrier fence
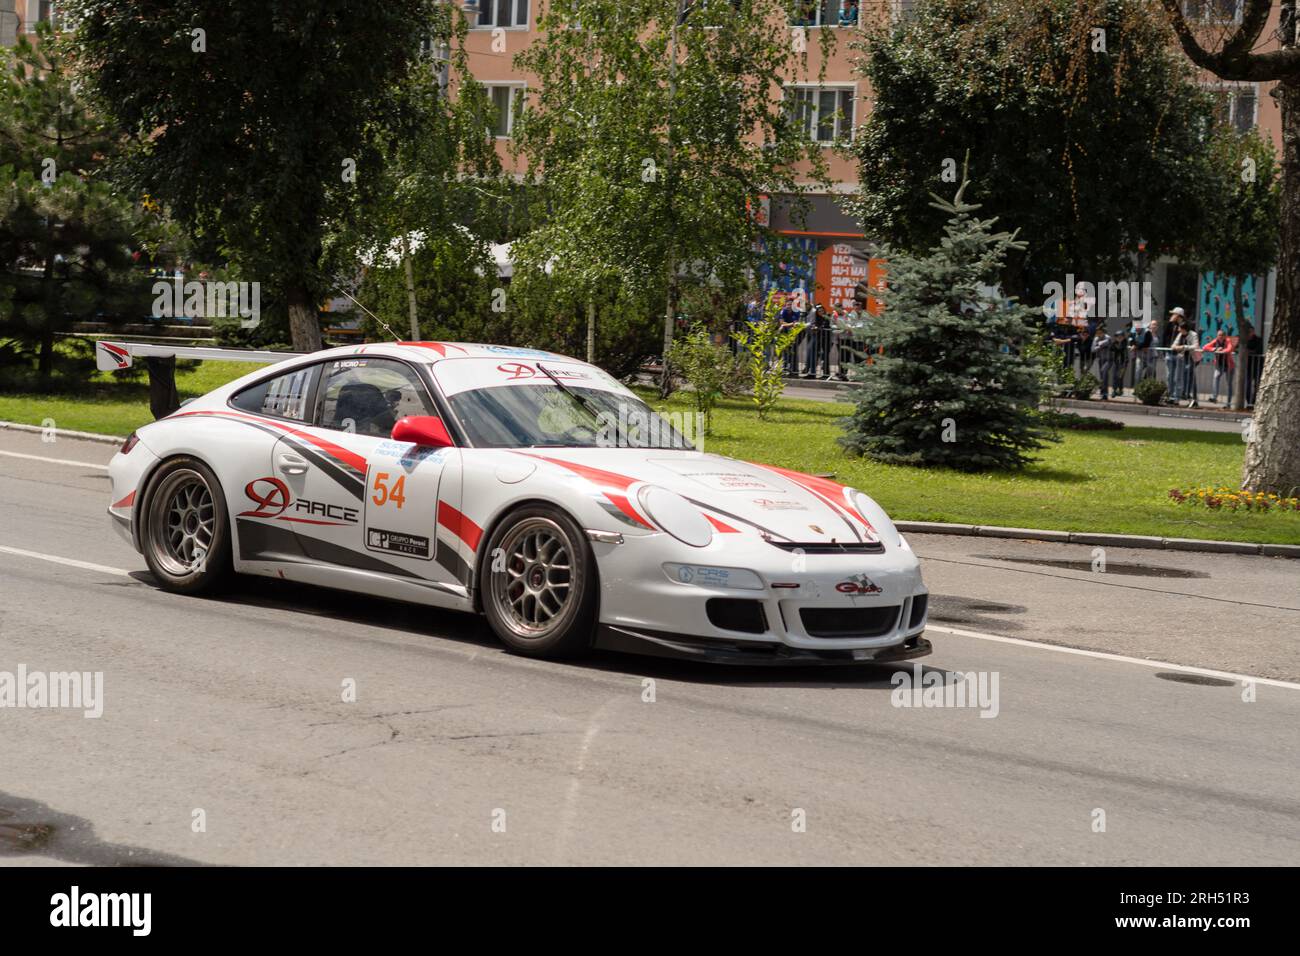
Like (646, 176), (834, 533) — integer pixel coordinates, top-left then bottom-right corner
(726, 321), (1266, 406)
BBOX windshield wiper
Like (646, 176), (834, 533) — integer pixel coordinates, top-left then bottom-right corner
(535, 362), (607, 428)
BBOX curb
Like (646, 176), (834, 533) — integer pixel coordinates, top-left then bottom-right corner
(896, 521), (1300, 559)
(1055, 397), (1250, 424)
(0, 420), (124, 445)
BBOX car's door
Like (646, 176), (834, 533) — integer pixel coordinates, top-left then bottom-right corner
(223, 362), (323, 569)
(270, 356), (464, 595)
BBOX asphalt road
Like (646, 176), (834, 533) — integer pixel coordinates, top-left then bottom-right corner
(1, 429), (1297, 866)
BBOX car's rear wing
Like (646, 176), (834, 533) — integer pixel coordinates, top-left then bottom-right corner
(96, 340), (305, 371)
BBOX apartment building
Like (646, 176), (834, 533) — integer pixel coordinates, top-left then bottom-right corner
(463, 0), (1287, 336)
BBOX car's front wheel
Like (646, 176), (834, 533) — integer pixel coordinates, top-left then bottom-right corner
(482, 505), (597, 658)
(141, 456), (233, 594)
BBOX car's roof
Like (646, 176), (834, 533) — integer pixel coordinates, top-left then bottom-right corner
(344, 341), (574, 364)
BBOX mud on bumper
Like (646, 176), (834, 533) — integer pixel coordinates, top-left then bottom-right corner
(594, 624), (932, 666)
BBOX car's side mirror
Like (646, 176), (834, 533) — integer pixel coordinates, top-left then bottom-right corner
(391, 416), (454, 449)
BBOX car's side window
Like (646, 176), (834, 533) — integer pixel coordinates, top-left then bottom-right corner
(316, 358), (436, 437)
(229, 365), (318, 421)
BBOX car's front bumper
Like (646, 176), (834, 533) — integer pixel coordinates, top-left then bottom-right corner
(595, 623), (932, 665)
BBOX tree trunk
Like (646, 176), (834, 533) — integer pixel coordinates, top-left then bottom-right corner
(586, 299), (596, 364)
(403, 254), (420, 341)
(286, 285), (324, 352)
(37, 329), (54, 380)
(1243, 77), (1300, 496)
(1230, 277), (1248, 412)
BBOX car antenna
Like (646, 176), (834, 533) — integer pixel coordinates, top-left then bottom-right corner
(338, 288), (403, 343)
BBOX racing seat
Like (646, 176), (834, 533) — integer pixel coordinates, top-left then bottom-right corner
(333, 382), (398, 437)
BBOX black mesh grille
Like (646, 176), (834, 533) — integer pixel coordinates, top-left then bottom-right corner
(908, 594), (929, 629)
(706, 598), (768, 634)
(800, 605), (900, 638)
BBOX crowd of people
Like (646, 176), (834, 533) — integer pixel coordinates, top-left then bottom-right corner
(735, 286), (1266, 408)
(1049, 300), (1264, 408)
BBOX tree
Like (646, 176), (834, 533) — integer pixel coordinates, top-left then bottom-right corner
(0, 24), (143, 381)
(848, 0), (1222, 300)
(69, 0), (437, 352)
(839, 176), (1049, 470)
(328, 9), (511, 344)
(1194, 125), (1280, 411)
(1158, 0), (1300, 495)
(511, 0), (834, 391)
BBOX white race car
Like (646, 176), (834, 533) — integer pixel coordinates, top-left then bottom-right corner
(107, 342), (930, 664)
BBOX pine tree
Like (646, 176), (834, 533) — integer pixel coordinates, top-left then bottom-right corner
(839, 176), (1049, 471)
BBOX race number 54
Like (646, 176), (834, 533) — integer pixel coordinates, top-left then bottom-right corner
(371, 471), (406, 509)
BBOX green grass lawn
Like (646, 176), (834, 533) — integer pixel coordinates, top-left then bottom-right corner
(1, 360), (1295, 544)
(641, 391), (1300, 546)
(0, 360), (265, 436)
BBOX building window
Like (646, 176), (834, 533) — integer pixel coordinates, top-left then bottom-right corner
(24, 0), (55, 32)
(477, 0), (529, 29)
(1182, 0), (1241, 23)
(1210, 84), (1258, 134)
(790, 0), (858, 27)
(784, 86), (855, 143)
(485, 84), (524, 138)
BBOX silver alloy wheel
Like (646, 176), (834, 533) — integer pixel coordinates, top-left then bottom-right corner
(489, 517), (575, 641)
(148, 470), (216, 577)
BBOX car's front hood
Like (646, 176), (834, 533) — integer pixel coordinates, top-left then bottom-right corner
(518, 448), (879, 545)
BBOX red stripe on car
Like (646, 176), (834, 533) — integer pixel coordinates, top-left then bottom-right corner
(111, 490), (136, 509)
(438, 501), (483, 551)
(173, 410), (368, 475)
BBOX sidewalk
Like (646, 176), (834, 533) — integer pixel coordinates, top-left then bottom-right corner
(775, 375), (1250, 431)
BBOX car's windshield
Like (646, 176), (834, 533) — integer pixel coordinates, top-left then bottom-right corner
(446, 383), (695, 449)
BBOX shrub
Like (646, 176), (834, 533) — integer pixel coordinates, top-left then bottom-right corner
(1134, 377), (1167, 406)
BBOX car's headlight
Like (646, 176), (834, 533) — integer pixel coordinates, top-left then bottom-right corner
(850, 490), (902, 548)
(637, 485), (713, 547)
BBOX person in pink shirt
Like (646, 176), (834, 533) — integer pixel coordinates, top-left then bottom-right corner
(1202, 327), (1236, 403)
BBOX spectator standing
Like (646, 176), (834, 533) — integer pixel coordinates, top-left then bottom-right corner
(1133, 318), (1158, 381)
(1092, 324), (1114, 399)
(1108, 326), (1130, 396)
(1163, 308), (1185, 402)
(802, 303), (832, 378)
(777, 294), (801, 376)
(1202, 328), (1235, 403)
(1172, 318), (1201, 408)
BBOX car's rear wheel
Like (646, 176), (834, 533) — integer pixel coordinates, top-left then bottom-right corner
(141, 457), (232, 594)
(482, 505), (597, 658)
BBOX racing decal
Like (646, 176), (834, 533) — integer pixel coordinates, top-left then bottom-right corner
(111, 490), (136, 509)
(369, 471), (407, 509)
(433, 358), (629, 399)
(437, 501), (482, 551)
(238, 477), (358, 526)
(435, 538), (471, 585)
(172, 411), (367, 499)
(235, 518), (458, 593)
(752, 497), (808, 511)
(748, 462), (874, 542)
(836, 574), (883, 595)
(97, 341), (132, 370)
(521, 455), (653, 530)
(398, 341), (469, 357)
(703, 514), (741, 534)
(367, 528), (431, 560)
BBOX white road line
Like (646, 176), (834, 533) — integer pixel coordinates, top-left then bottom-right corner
(0, 449), (110, 470)
(927, 623), (1300, 692)
(0, 545), (131, 577)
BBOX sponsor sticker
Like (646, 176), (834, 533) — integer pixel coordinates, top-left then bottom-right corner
(367, 528), (431, 559)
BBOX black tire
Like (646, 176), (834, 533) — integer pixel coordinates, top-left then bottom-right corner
(140, 456), (233, 595)
(481, 504), (598, 659)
